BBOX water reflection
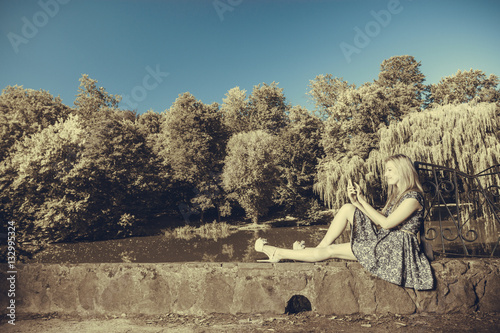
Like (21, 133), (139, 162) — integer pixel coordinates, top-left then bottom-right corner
(27, 220), (499, 264)
(164, 221), (236, 241)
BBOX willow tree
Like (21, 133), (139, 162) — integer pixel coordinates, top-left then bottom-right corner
(314, 155), (368, 209)
(370, 102), (499, 175)
(315, 102), (500, 210)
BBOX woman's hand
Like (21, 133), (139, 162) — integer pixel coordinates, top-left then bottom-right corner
(347, 179), (358, 204)
(354, 182), (366, 203)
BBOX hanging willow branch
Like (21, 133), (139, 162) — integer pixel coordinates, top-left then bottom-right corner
(315, 102), (500, 210)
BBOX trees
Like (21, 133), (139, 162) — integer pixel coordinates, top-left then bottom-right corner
(313, 83), (385, 209)
(222, 130), (280, 224)
(136, 109), (163, 152)
(377, 55), (426, 91)
(309, 56), (425, 121)
(159, 93), (225, 183)
(220, 87), (249, 135)
(312, 82), (388, 211)
(0, 78), (166, 250)
(366, 101), (500, 206)
(320, 83), (390, 161)
(0, 115), (85, 248)
(5, 53), (500, 244)
(0, 107), (165, 247)
(311, 56), (428, 211)
(307, 75), (353, 120)
(74, 74), (121, 120)
(373, 102), (500, 175)
(376, 55), (426, 115)
(247, 82), (289, 134)
(428, 69), (500, 107)
(157, 92), (228, 221)
(221, 82), (289, 135)
(315, 102), (500, 210)
(75, 108), (163, 234)
(0, 86), (72, 162)
(274, 106), (324, 216)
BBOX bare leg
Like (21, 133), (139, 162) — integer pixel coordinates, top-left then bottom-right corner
(262, 242), (356, 262)
(316, 204), (356, 248)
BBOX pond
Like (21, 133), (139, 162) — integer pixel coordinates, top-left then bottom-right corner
(26, 222), (337, 263)
(25, 217), (500, 263)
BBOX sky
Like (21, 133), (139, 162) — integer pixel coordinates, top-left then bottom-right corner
(1, 0), (499, 114)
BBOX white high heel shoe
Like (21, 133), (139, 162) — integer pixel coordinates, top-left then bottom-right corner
(293, 240), (305, 250)
(255, 238), (279, 263)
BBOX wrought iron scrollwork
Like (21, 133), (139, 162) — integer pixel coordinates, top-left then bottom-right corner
(415, 162), (500, 257)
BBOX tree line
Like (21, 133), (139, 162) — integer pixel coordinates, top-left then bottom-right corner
(1, 55), (499, 253)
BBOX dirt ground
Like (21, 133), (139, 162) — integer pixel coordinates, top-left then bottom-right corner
(1, 311), (500, 333)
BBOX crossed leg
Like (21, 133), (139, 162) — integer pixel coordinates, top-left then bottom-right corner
(260, 204), (358, 262)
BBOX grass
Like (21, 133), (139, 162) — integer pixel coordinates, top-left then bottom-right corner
(164, 220), (237, 241)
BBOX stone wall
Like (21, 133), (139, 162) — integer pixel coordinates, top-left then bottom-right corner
(1, 259), (499, 316)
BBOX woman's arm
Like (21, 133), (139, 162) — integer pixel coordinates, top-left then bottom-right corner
(353, 183), (422, 230)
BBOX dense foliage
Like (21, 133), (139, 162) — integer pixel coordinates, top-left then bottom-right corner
(315, 102), (500, 209)
(1, 54), (499, 254)
(222, 130), (279, 223)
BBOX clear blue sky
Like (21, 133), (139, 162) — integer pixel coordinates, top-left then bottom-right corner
(1, 0), (499, 114)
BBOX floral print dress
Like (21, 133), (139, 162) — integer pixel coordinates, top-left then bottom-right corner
(351, 191), (434, 290)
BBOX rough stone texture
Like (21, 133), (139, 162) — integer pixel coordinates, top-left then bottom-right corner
(1, 259), (499, 316)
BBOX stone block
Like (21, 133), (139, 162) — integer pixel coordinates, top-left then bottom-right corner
(139, 274), (173, 314)
(174, 280), (198, 312)
(234, 276), (284, 313)
(446, 279), (477, 312)
(51, 274), (79, 312)
(100, 272), (138, 313)
(348, 267), (377, 314)
(77, 271), (98, 311)
(200, 273), (235, 313)
(314, 269), (359, 315)
(279, 274), (309, 292)
(374, 279), (416, 314)
(439, 260), (469, 283)
(478, 273), (500, 312)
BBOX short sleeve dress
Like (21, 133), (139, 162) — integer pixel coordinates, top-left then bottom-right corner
(351, 191), (434, 290)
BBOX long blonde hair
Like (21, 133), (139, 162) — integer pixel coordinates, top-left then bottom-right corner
(382, 154), (424, 214)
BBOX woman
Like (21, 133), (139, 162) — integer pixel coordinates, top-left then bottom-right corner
(255, 154), (434, 290)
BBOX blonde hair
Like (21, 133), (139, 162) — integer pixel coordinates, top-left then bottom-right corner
(382, 154), (424, 214)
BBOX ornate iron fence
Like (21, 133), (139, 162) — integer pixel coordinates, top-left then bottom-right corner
(414, 162), (500, 257)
